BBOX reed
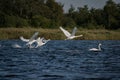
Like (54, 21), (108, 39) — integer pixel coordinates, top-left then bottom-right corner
(0, 28), (120, 40)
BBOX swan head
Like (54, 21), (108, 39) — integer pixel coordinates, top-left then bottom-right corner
(99, 43), (102, 46)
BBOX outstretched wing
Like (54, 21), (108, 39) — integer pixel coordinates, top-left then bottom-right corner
(20, 36), (29, 42)
(71, 27), (77, 36)
(59, 26), (71, 37)
(29, 32), (39, 41)
(36, 37), (44, 45)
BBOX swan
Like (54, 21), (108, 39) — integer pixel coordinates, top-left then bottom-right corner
(12, 44), (21, 48)
(35, 37), (50, 48)
(20, 32), (39, 48)
(89, 43), (102, 51)
(59, 26), (83, 40)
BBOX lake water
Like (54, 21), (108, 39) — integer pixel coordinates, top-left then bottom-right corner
(0, 40), (120, 80)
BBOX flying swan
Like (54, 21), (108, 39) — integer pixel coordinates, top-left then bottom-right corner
(59, 26), (83, 40)
(89, 43), (102, 51)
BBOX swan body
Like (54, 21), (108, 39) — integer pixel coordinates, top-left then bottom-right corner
(25, 39), (36, 48)
(59, 26), (83, 40)
(89, 43), (102, 51)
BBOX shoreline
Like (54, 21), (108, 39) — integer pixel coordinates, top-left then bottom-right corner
(0, 28), (120, 40)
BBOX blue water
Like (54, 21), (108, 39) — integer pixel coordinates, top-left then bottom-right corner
(0, 40), (120, 80)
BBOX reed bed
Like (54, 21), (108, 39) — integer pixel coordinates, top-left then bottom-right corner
(0, 28), (120, 40)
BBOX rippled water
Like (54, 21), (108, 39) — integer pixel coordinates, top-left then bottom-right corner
(0, 40), (120, 80)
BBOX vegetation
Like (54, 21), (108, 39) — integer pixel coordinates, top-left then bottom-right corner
(0, 28), (120, 40)
(0, 0), (119, 40)
(0, 0), (119, 30)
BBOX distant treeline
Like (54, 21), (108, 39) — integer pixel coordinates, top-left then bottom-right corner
(0, 0), (120, 29)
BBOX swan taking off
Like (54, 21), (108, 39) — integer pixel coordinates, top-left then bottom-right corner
(35, 37), (50, 48)
(89, 43), (102, 51)
(20, 32), (39, 48)
(59, 26), (83, 40)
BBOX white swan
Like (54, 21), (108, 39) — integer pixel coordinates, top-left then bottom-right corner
(59, 26), (83, 40)
(20, 32), (39, 48)
(12, 44), (21, 48)
(89, 43), (102, 51)
(35, 37), (50, 48)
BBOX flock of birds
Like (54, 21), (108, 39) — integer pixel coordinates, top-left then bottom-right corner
(20, 32), (50, 48)
(13, 26), (102, 52)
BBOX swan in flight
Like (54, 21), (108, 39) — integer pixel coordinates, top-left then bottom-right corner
(89, 43), (102, 51)
(35, 37), (50, 48)
(59, 26), (83, 40)
(20, 32), (39, 48)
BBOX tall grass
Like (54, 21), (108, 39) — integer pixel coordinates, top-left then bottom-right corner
(0, 28), (120, 40)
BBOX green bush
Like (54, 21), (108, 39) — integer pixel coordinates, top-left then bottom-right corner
(31, 15), (51, 28)
(2, 15), (29, 27)
(61, 17), (76, 28)
(0, 11), (6, 27)
(16, 17), (29, 27)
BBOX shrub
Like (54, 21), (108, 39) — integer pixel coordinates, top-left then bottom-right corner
(31, 15), (51, 28)
(2, 15), (29, 27)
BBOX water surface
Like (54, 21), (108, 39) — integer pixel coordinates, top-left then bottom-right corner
(0, 40), (120, 80)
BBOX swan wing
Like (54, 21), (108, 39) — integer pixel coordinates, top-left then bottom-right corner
(75, 35), (83, 38)
(36, 37), (43, 44)
(89, 48), (102, 52)
(89, 48), (99, 51)
(29, 32), (39, 41)
(89, 48), (97, 51)
(43, 39), (50, 43)
(20, 36), (29, 42)
(71, 27), (77, 36)
(35, 37), (44, 48)
(59, 26), (71, 37)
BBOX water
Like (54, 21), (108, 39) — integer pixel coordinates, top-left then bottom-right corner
(0, 40), (120, 80)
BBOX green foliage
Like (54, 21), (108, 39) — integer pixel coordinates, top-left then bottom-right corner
(68, 5), (75, 14)
(104, 0), (120, 29)
(0, 11), (6, 27)
(66, 0), (120, 29)
(4, 15), (16, 27)
(61, 16), (76, 27)
(2, 15), (29, 27)
(15, 17), (29, 27)
(0, 0), (64, 28)
(31, 15), (50, 28)
(0, 0), (119, 29)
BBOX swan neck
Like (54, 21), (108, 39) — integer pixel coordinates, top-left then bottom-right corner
(98, 45), (101, 50)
